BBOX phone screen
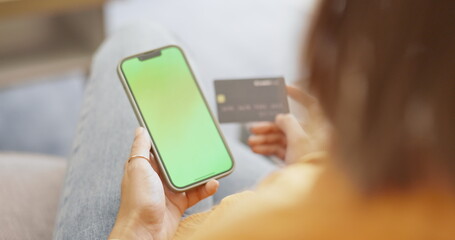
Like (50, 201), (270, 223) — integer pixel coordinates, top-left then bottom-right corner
(120, 46), (234, 189)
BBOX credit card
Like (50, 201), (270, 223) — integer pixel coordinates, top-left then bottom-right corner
(214, 77), (289, 123)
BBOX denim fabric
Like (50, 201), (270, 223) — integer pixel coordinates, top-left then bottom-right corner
(53, 23), (276, 240)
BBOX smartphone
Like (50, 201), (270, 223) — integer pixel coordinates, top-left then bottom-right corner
(117, 45), (235, 192)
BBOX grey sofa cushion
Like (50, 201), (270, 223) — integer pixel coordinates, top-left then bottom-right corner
(0, 153), (66, 240)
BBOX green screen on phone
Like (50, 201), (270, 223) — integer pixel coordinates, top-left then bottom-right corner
(120, 46), (234, 189)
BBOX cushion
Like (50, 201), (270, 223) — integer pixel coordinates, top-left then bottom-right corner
(0, 153), (67, 240)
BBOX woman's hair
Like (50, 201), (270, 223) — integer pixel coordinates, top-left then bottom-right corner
(304, 0), (455, 192)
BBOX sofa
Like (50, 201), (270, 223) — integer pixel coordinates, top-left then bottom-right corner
(0, 153), (66, 239)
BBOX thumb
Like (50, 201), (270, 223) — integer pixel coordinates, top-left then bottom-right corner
(286, 85), (317, 108)
(275, 114), (308, 145)
(185, 180), (219, 208)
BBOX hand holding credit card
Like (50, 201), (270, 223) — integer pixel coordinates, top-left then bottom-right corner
(214, 77), (289, 123)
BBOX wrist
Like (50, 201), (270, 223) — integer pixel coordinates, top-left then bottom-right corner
(109, 215), (155, 240)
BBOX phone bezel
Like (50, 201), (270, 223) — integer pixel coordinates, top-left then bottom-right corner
(117, 45), (235, 192)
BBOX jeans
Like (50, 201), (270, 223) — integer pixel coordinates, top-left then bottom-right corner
(53, 23), (276, 240)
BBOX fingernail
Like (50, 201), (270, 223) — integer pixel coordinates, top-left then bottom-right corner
(208, 179), (219, 187)
(135, 127), (143, 136)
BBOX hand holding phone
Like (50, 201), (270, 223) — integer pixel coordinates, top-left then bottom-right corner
(118, 45), (235, 192)
(109, 127), (219, 240)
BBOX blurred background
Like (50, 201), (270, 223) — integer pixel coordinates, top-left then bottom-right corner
(0, 0), (315, 157)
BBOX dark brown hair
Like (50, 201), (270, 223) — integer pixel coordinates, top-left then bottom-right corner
(304, 0), (455, 192)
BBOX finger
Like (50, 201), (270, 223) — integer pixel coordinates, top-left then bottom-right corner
(275, 114), (308, 144)
(250, 122), (282, 134)
(129, 127), (152, 158)
(185, 180), (219, 208)
(126, 127), (153, 174)
(286, 85), (317, 109)
(248, 133), (286, 146)
(251, 144), (286, 158)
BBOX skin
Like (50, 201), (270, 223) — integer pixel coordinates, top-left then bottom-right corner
(109, 85), (326, 239)
(109, 127), (219, 240)
(249, 86), (328, 164)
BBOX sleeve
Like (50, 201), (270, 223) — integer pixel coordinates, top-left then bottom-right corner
(178, 152), (328, 240)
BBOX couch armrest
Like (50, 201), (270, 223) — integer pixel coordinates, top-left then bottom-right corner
(0, 153), (67, 240)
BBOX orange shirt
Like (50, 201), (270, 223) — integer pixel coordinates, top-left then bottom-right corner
(174, 152), (455, 240)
